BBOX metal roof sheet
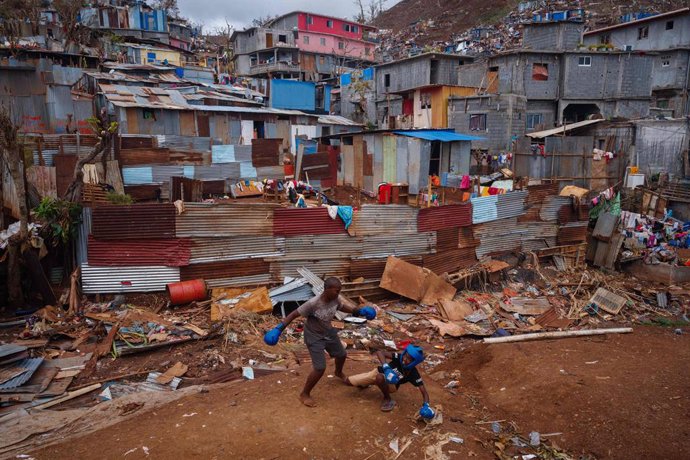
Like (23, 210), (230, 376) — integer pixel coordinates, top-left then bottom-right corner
(270, 259), (351, 280)
(273, 207), (347, 237)
(206, 274), (273, 289)
(269, 279), (315, 302)
(81, 263), (180, 293)
(473, 218), (526, 258)
(540, 196), (573, 222)
(349, 205), (418, 236)
(418, 203), (472, 232)
(526, 119), (603, 139)
(0, 344), (28, 359)
(349, 256), (422, 279)
(496, 191), (527, 220)
(176, 203), (277, 237)
(87, 236), (192, 267)
(471, 195), (498, 224)
(558, 222), (588, 244)
(392, 129), (484, 142)
(180, 259), (270, 281)
(317, 115), (363, 126)
(423, 247), (477, 275)
(0, 358), (44, 390)
(189, 236), (285, 264)
(92, 204), (176, 240)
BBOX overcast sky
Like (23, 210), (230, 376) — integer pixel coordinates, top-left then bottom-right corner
(177, 0), (400, 32)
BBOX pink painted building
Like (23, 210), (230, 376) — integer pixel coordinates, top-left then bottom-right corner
(269, 11), (378, 62)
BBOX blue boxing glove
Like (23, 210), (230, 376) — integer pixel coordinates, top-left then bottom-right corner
(263, 324), (284, 346)
(419, 402), (435, 419)
(382, 363), (401, 384)
(355, 306), (377, 320)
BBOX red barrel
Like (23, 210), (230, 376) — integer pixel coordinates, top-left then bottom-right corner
(166, 279), (208, 305)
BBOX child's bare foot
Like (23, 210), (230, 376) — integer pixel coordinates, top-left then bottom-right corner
(335, 372), (348, 383)
(299, 393), (316, 407)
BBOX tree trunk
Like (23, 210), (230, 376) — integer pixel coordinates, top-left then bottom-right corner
(1, 109), (30, 309)
(7, 241), (24, 307)
(63, 136), (110, 203)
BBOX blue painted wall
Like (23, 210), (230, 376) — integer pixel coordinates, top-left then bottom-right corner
(270, 80), (316, 111)
(324, 84), (332, 113)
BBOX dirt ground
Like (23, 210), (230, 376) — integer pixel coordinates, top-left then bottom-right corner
(25, 325), (688, 460)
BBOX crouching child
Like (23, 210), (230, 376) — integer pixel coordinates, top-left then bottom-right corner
(346, 344), (435, 419)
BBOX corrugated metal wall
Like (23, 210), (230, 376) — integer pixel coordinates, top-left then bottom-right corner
(92, 204), (176, 240)
(81, 264), (180, 293)
(81, 186), (579, 292)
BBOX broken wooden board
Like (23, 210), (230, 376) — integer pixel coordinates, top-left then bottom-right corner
(437, 299), (474, 322)
(156, 362), (188, 385)
(380, 256), (456, 304)
(588, 288), (627, 315)
(502, 297), (551, 316)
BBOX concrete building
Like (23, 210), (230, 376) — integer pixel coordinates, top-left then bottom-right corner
(584, 8), (690, 118)
(582, 8), (690, 52)
(231, 11), (377, 82)
(522, 20), (583, 51)
(449, 46), (654, 155)
(338, 67), (377, 125)
(372, 53), (475, 129)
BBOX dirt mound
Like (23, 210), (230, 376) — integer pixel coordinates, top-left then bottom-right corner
(27, 326), (690, 459)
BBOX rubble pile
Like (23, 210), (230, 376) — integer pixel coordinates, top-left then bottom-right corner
(374, 0), (686, 61)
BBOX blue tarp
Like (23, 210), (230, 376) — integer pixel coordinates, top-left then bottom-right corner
(393, 129), (484, 142)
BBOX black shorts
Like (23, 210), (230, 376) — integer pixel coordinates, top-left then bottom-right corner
(303, 327), (347, 371)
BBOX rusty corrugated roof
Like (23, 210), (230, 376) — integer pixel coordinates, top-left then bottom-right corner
(417, 203), (472, 232)
(92, 204), (176, 240)
(423, 247), (477, 275)
(180, 258), (270, 281)
(273, 207), (347, 236)
(526, 183), (559, 204)
(270, 258), (351, 280)
(176, 203), (277, 237)
(87, 236), (191, 267)
(436, 227), (459, 251)
(350, 256), (422, 280)
(557, 222), (588, 245)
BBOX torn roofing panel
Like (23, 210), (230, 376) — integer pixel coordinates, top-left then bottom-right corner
(87, 236), (192, 267)
(349, 205), (418, 236)
(423, 247), (477, 275)
(417, 203), (472, 232)
(176, 203), (277, 237)
(180, 259), (271, 281)
(349, 256), (423, 280)
(92, 204), (176, 240)
(81, 263), (180, 294)
(0, 358), (44, 390)
(273, 207), (347, 237)
(189, 236), (285, 264)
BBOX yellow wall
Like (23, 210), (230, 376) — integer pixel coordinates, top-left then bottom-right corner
(143, 48), (181, 66)
(428, 86), (477, 128)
